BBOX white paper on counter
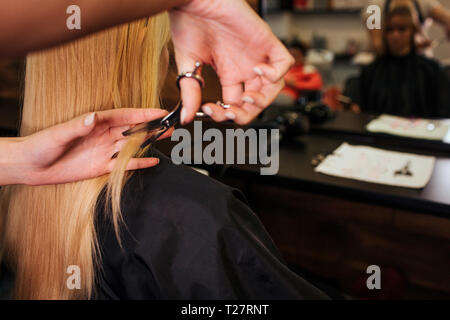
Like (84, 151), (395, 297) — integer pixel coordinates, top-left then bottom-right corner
(315, 143), (436, 189)
(366, 114), (450, 141)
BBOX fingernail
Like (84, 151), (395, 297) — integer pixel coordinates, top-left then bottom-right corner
(203, 106), (213, 116)
(180, 108), (186, 125)
(84, 113), (95, 126)
(253, 67), (264, 76)
(155, 158), (160, 165)
(242, 96), (255, 104)
(225, 111), (236, 120)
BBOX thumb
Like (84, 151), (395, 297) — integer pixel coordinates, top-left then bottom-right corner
(51, 112), (97, 146)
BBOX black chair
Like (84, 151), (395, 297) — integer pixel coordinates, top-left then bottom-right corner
(445, 65), (450, 79)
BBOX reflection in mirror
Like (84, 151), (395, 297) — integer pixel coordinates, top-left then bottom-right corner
(261, 0), (450, 144)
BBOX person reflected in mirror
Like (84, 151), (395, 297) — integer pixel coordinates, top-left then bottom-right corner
(363, 0), (450, 57)
(354, 6), (450, 118)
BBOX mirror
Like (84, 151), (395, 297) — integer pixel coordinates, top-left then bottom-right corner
(261, 0), (450, 131)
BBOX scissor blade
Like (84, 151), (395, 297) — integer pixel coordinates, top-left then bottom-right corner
(140, 129), (167, 149)
(122, 119), (164, 137)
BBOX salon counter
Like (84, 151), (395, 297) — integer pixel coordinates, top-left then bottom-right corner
(207, 134), (450, 218)
(155, 114), (450, 218)
(207, 136), (450, 298)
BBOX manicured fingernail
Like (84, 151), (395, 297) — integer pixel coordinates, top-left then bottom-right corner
(203, 106), (213, 116)
(225, 111), (236, 120)
(180, 108), (187, 125)
(253, 67), (264, 76)
(242, 96), (255, 104)
(84, 113), (95, 126)
(154, 158), (160, 164)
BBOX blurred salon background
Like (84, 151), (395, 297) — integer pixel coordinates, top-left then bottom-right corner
(1, 0), (450, 300)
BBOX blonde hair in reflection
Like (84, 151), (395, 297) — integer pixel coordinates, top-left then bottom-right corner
(0, 14), (170, 299)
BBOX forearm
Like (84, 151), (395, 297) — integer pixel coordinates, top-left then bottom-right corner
(0, 138), (26, 185)
(0, 0), (190, 57)
(430, 4), (450, 29)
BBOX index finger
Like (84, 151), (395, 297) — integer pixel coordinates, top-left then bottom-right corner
(96, 108), (169, 127)
(253, 41), (295, 83)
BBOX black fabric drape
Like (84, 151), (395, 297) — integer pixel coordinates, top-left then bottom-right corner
(94, 149), (328, 300)
(357, 53), (450, 118)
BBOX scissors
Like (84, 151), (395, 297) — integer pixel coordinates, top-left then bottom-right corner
(122, 61), (206, 149)
(394, 160), (413, 177)
(122, 100), (184, 149)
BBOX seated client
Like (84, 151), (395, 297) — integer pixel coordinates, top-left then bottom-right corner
(0, 14), (327, 300)
(356, 6), (450, 118)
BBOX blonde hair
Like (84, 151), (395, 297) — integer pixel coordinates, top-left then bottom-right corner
(0, 13), (171, 299)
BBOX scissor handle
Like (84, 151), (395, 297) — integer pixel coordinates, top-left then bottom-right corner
(123, 62), (205, 146)
(176, 61), (205, 90)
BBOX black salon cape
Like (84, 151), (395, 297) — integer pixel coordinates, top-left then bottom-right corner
(94, 149), (327, 300)
(357, 52), (450, 118)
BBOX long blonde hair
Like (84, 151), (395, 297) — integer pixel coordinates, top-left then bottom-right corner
(0, 13), (171, 299)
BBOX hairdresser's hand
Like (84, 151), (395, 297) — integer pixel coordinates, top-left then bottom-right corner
(415, 32), (433, 51)
(6, 109), (173, 186)
(170, 0), (294, 125)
